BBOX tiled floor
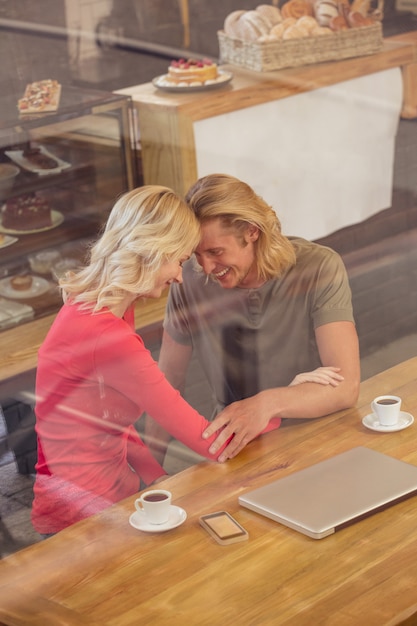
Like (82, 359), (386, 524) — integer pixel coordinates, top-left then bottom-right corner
(1, 331), (417, 558)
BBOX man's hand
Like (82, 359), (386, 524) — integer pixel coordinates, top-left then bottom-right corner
(203, 393), (271, 463)
(289, 366), (343, 387)
(203, 366), (346, 462)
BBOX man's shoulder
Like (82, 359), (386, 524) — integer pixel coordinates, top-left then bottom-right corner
(289, 237), (342, 266)
(289, 236), (337, 255)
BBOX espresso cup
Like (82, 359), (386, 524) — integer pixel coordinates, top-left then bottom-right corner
(135, 489), (172, 524)
(371, 395), (401, 426)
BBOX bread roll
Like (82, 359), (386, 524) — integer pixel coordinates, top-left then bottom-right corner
(239, 10), (271, 41)
(224, 10), (246, 37)
(311, 25), (333, 34)
(283, 24), (309, 38)
(256, 4), (282, 27)
(314, 0), (339, 26)
(296, 15), (319, 32)
(347, 10), (374, 26)
(258, 33), (280, 42)
(246, 10), (272, 32)
(329, 14), (349, 30)
(282, 16), (298, 28)
(270, 22), (286, 37)
(281, 0), (313, 19)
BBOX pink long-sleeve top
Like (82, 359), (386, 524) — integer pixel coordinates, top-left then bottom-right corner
(32, 305), (209, 533)
(32, 303), (281, 534)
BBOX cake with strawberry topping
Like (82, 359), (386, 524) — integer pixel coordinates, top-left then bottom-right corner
(166, 58), (218, 85)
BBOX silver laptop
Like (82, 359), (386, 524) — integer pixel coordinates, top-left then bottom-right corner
(239, 447), (417, 539)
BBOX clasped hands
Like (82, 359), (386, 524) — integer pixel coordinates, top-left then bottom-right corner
(203, 366), (343, 463)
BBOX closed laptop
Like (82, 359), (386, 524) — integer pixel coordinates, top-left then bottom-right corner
(239, 447), (417, 539)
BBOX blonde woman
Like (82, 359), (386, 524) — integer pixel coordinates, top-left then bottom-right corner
(31, 186), (232, 535)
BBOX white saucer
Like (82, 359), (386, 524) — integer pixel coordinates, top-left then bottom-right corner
(362, 411), (414, 433)
(0, 275), (53, 299)
(129, 505), (187, 533)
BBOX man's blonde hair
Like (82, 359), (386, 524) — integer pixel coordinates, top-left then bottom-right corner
(185, 174), (296, 281)
(61, 186), (200, 312)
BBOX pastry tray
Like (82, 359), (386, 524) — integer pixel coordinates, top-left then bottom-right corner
(0, 297), (34, 330)
(5, 146), (71, 176)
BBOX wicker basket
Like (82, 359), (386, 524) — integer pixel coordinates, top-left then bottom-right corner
(218, 23), (383, 72)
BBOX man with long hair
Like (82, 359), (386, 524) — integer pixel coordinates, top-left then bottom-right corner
(146, 174), (360, 465)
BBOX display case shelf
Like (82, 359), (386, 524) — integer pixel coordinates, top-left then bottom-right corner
(0, 85), (137, 333)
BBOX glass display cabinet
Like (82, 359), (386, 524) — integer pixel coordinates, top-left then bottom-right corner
(0, 85), (137, 332)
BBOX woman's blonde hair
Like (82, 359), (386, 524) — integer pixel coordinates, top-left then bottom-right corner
(60, 186), (200, 312)
(185, 174), (296, 281)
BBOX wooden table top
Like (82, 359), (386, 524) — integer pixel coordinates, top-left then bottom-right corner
(1, 356), (417, 625)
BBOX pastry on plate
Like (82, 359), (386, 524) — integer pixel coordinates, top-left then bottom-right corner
(10, 274), (33, 291)
(18, 79), (61, 114)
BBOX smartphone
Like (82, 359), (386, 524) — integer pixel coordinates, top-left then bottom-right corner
(199, 511), (249, 545)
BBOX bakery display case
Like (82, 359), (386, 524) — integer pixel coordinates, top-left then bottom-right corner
(0, 85), (137, 332)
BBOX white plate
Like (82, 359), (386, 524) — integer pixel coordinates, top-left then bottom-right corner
(129, 505), (187, 533)
(5, 146), (71, 176)
(152, 70), (233, 93)
(362, 411), (414, 433)
(0, 275), (53, 299)
(0, 209), (64, 235)
(0, 234), (18, 249)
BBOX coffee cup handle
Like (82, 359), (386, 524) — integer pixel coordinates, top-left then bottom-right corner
(135, 497), (144, 513)
(371, 400), (377, 415)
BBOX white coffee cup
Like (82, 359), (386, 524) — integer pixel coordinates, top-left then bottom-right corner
(135, 489), (172, 524)
(371, 395), (402, 426)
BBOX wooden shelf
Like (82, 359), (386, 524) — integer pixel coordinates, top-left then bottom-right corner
(0, 87), (137, 389)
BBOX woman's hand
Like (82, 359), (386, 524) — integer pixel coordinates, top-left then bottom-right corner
(289, 366), (344, 387)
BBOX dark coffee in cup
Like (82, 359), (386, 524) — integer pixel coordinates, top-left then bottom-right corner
(143, 493), (169, 502)
(135, 489), (172, 524)
(371, 395), (401, 427)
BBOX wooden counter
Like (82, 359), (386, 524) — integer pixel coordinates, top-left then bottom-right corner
(388, 30), (417, 117)
(118, 35), (417, 196)
(1, 357), (417, 625)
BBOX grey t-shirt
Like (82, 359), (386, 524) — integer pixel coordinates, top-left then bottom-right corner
(164, 237), (354, 411)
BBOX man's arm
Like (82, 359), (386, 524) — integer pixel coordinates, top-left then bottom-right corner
(203, 321), (360, 462)
(144, 331), (192, 465)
